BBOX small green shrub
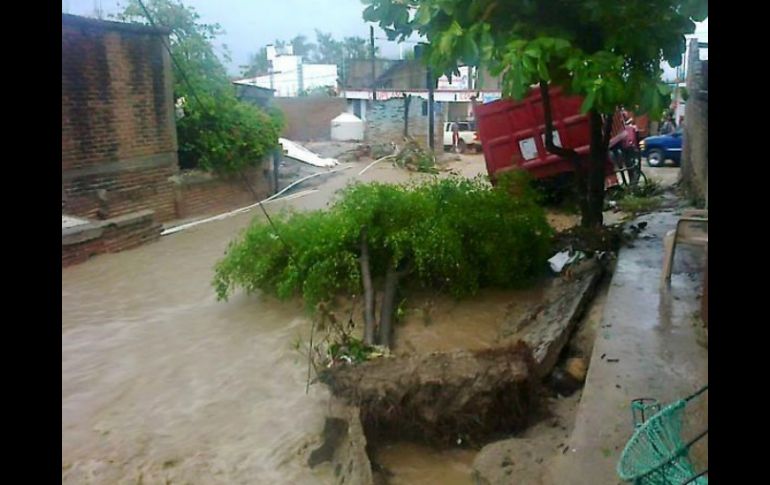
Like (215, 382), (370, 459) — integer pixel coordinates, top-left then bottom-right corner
(616, 195), (663, 215)
(214, 171), (553, 309)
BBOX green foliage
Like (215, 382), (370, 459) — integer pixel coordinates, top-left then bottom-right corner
(362, 0), (707, 119)
(240, 47), (270, 77)
(313, 30), (377, 63)
(609, 178), (663, 200)
(607, 178), (664, 214)
(616, 195), (664, 215)
(177, 95), (281, 173)
(214, 173), (553, 309)
(329, 336), (379, 364)
(114, 0), (280, 174)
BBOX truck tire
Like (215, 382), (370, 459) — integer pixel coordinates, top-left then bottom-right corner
(646, 149), (665, 167)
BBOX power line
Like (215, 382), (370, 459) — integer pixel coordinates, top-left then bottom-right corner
(134, 0), (298, 264)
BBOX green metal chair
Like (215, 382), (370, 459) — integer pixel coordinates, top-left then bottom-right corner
(617, 386), (708, 485)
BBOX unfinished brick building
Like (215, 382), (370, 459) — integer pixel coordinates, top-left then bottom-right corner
(62, 13), (179, 223)
(62, 13), (179, 266)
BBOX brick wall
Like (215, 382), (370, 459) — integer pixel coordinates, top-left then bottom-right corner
(172, 167), (271, 220)
(62, 14), (179, 222)
(273, 97), (348, 141)
(365, 97), (443, 149)
(64, 162), (178, 222)
(62, 210), (163, 267)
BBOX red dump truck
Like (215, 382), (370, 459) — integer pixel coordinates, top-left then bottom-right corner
(473, 87), (627, 188)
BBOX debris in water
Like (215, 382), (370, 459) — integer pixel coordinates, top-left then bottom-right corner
(280, 138), (338, 167)
(548, 250), (585, 273)
(606, 358), (619, 363)
(564, 357), (587, 383)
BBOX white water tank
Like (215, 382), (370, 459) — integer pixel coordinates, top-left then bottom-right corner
(331, 113), (364, 141)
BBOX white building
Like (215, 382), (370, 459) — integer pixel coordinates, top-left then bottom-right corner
(234, 45), (338, 97)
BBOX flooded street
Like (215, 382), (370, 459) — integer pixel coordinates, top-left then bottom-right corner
(63, 153), (678, 484)
(63, 202), (332, 483)
(61, 160), (457, 484)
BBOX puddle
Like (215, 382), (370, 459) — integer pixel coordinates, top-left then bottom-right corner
(373, 442), (476, 485)
(393, 287), (549, 354)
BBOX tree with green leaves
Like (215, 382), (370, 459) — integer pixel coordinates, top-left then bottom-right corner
(363, 0), (707, 227)
(314, 30), (345, 64)
(290, 34), (317, 59)
(114, 0), (281, 174)
(240, 47), (269, 77)
(215, 174), (552, 348)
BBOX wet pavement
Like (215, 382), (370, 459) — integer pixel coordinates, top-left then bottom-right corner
(547, 210), (708, 484)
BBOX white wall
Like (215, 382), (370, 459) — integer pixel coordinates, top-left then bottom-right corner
(245, 56), (337, 97)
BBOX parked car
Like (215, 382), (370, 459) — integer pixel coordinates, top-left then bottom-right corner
(640, 128), (683, 167)
(443, 121), (481, 153)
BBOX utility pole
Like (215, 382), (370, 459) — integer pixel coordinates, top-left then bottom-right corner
(427, 67), (435, 151)
(370, 26), (376, 102)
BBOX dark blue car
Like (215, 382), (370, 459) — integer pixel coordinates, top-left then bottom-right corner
(640, 128), (683, 167)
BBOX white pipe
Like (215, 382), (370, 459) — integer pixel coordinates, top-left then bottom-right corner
(161, 166), (350, 236)
(358, 154), (396, 176)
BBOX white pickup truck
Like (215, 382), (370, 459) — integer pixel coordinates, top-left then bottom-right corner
(443, 121), (481, 153)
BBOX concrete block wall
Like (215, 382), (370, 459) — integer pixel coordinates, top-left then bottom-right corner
(62, 14), (179, 222)
(365, 97), (443, 149)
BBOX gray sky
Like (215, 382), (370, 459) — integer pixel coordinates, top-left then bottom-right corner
(63, 0), (411, 75)
(63, 1), (706, 78)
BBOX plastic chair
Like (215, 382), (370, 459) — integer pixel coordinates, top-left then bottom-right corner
(661, 211), (708, 287)
(618, 386), (708, 484)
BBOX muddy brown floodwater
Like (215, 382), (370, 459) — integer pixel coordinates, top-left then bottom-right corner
(61, 161), (456, 484)
(374, 443), (477, 485)
(62, 213), (335, 484)
(63, 155), (622, 484)
(62, 165), (371, 484)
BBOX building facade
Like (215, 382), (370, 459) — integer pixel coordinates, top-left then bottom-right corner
(234, 45), (338, 97)
(62, 14), (179, 222)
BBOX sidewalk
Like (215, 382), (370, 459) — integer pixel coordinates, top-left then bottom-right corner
(548, 210), (708, 484)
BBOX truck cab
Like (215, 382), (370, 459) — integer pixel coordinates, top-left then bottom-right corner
(640, 128), (683, 167)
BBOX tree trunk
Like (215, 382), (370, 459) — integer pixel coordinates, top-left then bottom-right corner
(539, 82), (589, 220)
(359, 228), (376, 345)
(377, 262), (400, 348)
(584, 110), (610, 228)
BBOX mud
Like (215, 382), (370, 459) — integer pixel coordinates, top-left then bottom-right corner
(319, 343), (539, 448)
